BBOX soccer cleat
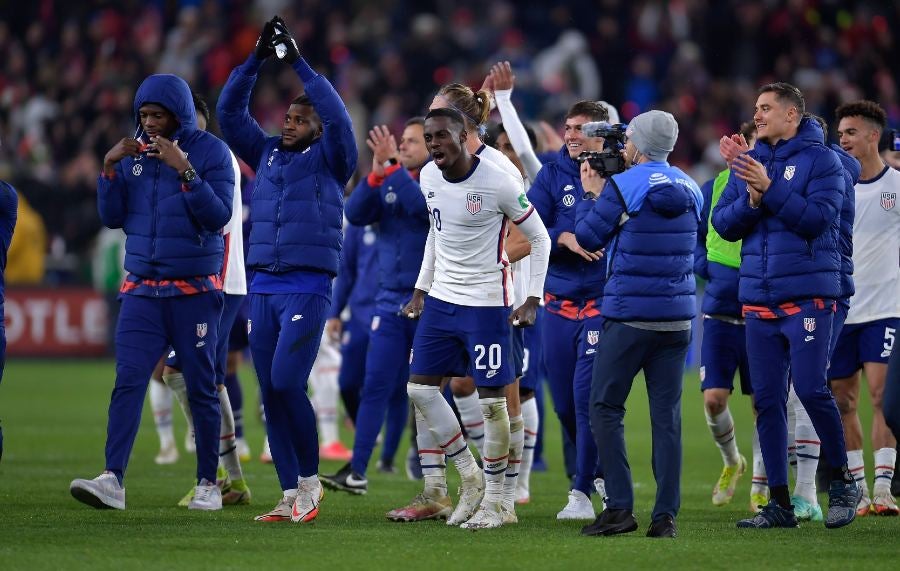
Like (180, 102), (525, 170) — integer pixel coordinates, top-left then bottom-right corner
(216, 464), (230, 490)
(515, 486), (530, 505)
(405, 446), (423, 481)
(376, 459), (396, 474)
(236, 437), (251, 463)
(254, 495), (294, 522)
(736, 499), (798, 528)
(501, 504), (518, 524)
(712, 455), (747, 506)
(320, 463), (368, 495)
(870, 491), (898, 516)
(188, 478), (223, 510)
(581, 508), (638, 536)
(750, 490), (769, 513)
(557, 490), (595, 520)
(260, 437), (273, 464)
(855, 494), (872, 517)
(155, 442), (179, 465)
(386, 493), (453, 522)
(460, 502), (504, 530)
(320, 441), (353, 462)
(447, 473), (486, 526)
(184, 430), (196, 454)
(291, 478), (324, 523)
(222, 478), (252, 505)
(791, 495), (823, 522)
(70, 472), (125, 510)
(825, 479), (862, 529)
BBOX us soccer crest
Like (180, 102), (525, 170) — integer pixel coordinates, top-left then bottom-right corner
(784, 166), (796, 180)
(803, 317), (816, 332)
(197, 322), (208, 338)
(587, 330), (599, 345)
(466, 193), (482, 215)
(882, 192), (896, 211)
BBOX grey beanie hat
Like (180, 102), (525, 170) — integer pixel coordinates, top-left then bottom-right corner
(626, 110), (678, 161)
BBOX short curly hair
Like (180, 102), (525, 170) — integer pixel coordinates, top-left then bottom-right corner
(835, 100), (887, 132)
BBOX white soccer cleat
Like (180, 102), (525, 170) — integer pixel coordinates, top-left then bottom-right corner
(70, 472), (125, 510)
(460, 502), (504, 530)
(557, 490), (595, 520)
(188, 478), (223, 511)
(254, 496), (294, 522)
(291, 478), (324, 523)
(155, 442), (179, 465)
(184, 430), (196, 454)
(515, 486), (530, 505)
(260, 436), (273, 464)
(447, 473), (485, 526)
(236, 437), (251, 463)
(501, 504), (519, 524)
(871, 491), (900, 516)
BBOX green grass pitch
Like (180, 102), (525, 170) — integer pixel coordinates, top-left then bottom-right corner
(0, 359), (896, 570)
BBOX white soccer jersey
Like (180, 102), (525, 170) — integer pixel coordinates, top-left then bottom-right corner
(418, 156), (536, 307)
(845, 166), (900, 324)
(221, 152), (247, 296)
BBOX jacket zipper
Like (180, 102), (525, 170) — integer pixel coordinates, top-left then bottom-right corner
(151, 161), (160, 293)
(273, 153), (284, 271)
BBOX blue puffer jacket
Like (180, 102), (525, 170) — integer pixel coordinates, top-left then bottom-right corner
(528, 145), (606, 301)
(711, 118), (844, 306)
(695, 176), (742, 317)
(830, 143), (859, 301)
(329, 223), (377, 324)
(345, 166), (429, 312)
(97, 74), (234, 280)
(575, 162), (702, 322)
(217, 55), (357, 277)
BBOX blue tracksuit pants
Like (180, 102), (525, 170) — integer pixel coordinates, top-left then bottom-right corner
(338, 315), (370, 423)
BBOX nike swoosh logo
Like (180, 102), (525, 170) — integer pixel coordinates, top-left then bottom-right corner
(292, 501), (303, 519)
(346, 475), (367, 486)
(292, 315), (303, 321)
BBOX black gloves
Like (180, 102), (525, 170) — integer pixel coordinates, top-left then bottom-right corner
(270, 16), (300, 64)
(253, 19), (277, 59)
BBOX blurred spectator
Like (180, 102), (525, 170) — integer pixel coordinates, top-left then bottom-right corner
(4, 193), (46, 285)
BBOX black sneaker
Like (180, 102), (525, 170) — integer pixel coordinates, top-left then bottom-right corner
(646, 515), (677, 538)
(736, 499), (798, 528)
(376, 459), (396, 474)
(320, 463), (368, 495)
(825, 478), (862, 529)
(581, 508), (638, 537)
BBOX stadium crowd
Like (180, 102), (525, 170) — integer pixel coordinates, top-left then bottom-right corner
(0, 1), (898, 284)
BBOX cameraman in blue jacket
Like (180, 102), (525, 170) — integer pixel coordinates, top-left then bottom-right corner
(712, 82), (860, 530)
(216, 16), (357, 524)
(71, 74), (234, 512)
(575, 110), (702, 539)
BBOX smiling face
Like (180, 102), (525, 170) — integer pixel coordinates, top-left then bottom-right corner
(753, 91), (798, 144)
(138, 103), (178, 139)
(282, 103), (322, 150)
(837, 115), (880, 163)
(563, 114), (604, 159)
(423, 115), (466, 171)
(398, 123), (429, 169)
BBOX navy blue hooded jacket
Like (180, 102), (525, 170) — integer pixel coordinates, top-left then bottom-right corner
(97, 74), (234, 280)
(830, 143), (859, 302)
(328, 223), (377, 324)
(528, 145), (606, 301)
(0, 181), (17, 310)
(344, 166), (429, 312)
(575, 161), (702, 322)
(711, 118), (844, 307)
(217, 55), (357, 277)
(695, 176), (742, 317)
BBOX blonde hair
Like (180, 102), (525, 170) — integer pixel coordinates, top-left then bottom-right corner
(436, 83), (491, 131)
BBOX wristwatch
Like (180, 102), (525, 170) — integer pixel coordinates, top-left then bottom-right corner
(180, 167), (197, 183)
(383, 157), (399, 168)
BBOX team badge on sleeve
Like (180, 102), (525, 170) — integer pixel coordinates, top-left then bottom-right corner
(467, 193), (482, 215)
(881, 192), (896, 211)
(803, 317), (816, 332)
(518, 192), (530, 209)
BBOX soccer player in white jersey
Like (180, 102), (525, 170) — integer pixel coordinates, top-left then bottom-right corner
(831, 100), (900, 515)
(400, 108), (549, 530)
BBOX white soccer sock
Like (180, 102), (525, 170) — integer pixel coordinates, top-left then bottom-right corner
(453, 391), (485, 457)
(847, 449), (868, 497)
(162, 372), (195, 439)
(407, 383), (479, 482)
(502, 414), (524, 512)
(751, 422), (768, 495)
(218, 387), (244, 482)
(149, 378), (175, 448)
(480, 397), (510, 506)
(873, 448), (896, 495)
(787, 387), (798, 479)
(705, 405), (740, 466)
(518, 397), (539, 498)
(309, 349), (340, 445)
(793, 400), (820, 504)
(414, 406), (447, 498)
